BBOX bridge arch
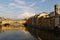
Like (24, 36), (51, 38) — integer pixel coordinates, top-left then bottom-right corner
(2, 20), (26, 26)
(3, 23), (10, 26)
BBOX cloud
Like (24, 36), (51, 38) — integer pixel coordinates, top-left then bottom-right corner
(29, 3), (36, 7)
(14, 0), (26, 5)
(0, 0), (36, 19)
(40, 0), (46, 2)
(17, 12), (35, 19)
(7, 1), (35, 19)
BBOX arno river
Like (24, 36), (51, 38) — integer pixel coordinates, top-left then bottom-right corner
(0, 25), (60, 40)
(0, 30), (36, 40)
(0, 25), (37, 40)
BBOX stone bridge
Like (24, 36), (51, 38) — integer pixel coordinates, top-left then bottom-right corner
(2, 19), (26, 26)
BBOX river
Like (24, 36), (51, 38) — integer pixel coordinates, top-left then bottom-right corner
(0, 25), (37, 40)
(0, 25), (60, 40)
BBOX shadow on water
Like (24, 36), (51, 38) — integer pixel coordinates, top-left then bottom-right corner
(24, 25), (60, 40)
(24, 26), (54, 40)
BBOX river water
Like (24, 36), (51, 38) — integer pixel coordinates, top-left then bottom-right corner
(0, 26), (37, 40)
(0, 25), (60, 40)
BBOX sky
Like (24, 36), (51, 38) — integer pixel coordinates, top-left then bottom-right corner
(0, 0), (60, 19)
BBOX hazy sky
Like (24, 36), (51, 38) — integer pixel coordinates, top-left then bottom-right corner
(0, 0), (60, 19)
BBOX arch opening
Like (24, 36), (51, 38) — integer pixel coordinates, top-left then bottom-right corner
(3, 23), (10, 26)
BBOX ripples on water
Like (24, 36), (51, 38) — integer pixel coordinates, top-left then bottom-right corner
(0, 30), (36, 40)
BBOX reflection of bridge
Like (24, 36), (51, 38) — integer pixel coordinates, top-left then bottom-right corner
(1, 26), (27, 32)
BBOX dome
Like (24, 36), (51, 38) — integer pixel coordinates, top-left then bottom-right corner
(37, 12), (49, 18)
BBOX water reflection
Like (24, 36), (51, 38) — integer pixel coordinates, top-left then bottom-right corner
(0, 25), (60, 40)
(0, 26), (37, 40)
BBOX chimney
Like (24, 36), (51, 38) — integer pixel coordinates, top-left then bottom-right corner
(55, 4), (59, 15)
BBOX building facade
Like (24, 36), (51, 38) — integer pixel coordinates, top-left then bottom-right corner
(49, 4), (60, 28)
(26, 4), (60, 29)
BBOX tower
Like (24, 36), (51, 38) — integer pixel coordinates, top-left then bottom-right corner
(55, 4), (59, 15)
